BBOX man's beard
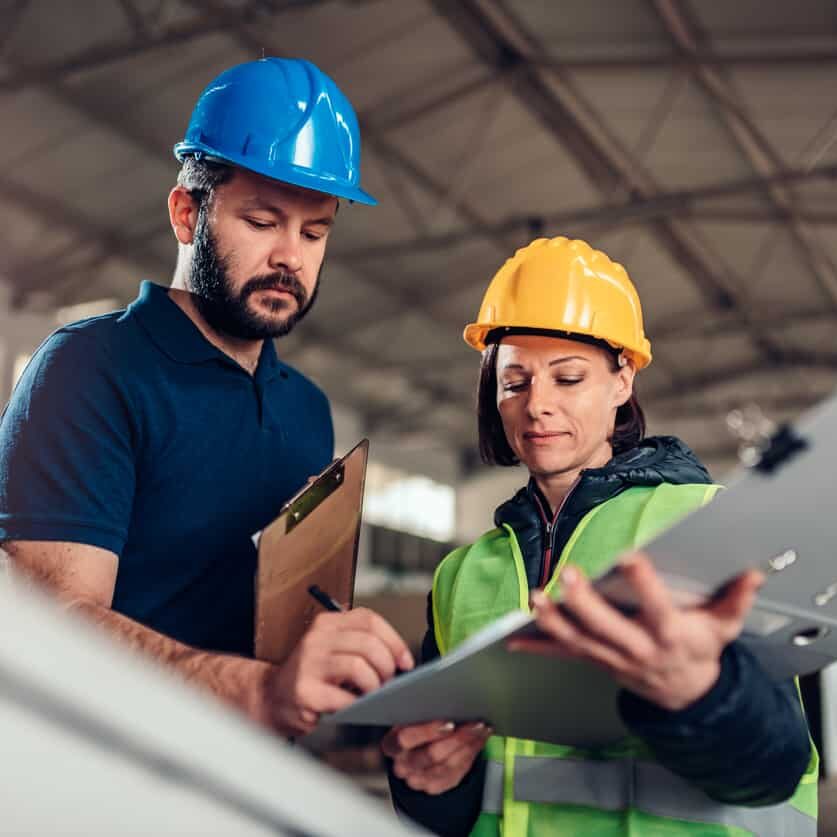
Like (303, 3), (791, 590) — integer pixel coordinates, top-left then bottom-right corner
(188, 209), (320, 340)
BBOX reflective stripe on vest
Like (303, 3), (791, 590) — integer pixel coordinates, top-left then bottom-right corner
(481, 757), (816, 836)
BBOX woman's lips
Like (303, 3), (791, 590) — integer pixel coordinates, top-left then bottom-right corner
(523, 431), (570, 443)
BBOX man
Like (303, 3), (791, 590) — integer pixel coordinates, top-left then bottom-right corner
(0, 57), (412, 738)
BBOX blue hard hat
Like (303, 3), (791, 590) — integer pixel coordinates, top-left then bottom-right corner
(174, 58), (376, 205)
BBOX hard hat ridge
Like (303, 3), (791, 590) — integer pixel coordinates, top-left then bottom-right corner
(463, 236), (652, 369)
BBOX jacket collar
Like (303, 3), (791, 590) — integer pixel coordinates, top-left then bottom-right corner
(494, 437), (712, 589)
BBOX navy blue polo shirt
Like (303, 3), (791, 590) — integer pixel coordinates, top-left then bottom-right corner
(0, 281), (333, 655)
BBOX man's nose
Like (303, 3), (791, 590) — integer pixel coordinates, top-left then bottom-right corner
(269, 231), (303, 274)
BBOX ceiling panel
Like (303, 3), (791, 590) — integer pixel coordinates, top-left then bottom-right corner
(506, 0), (666, 57)
(727, 67), (837, 165)
(4, 0), (134, 64)
(640, 78), (752, 190)
(695, 0), (837, 40)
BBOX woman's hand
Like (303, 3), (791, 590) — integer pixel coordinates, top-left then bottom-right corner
(508, 552), (763, 711)
(382, 720), (493, 795)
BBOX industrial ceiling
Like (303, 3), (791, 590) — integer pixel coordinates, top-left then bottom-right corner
(2, 0), (837, 476)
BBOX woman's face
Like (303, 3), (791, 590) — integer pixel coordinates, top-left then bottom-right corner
(496, 334), (635, 480)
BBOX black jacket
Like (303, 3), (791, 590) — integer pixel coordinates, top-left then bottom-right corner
(389, 437), (813, 837)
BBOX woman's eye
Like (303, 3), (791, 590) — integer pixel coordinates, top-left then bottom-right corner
(556, 377), (583, 386)
(303, 230), (324, 242)
(502, 381), (528, 393)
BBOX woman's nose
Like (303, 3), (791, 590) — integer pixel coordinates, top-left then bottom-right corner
(526, 379), (554, 418)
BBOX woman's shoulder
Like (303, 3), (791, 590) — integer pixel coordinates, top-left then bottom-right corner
(607, 435), (713, 486)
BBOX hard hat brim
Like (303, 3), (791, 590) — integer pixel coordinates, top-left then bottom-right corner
(173, 142), (378, 206)
(463, 321), (652, 369)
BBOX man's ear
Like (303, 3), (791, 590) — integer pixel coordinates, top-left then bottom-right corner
(168, 186), (200, 245)
(613, 360), (636, 408)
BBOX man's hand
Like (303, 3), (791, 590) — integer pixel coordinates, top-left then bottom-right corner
(382, 721), (493, 795)
(4, 541), (413, 739)
(262, 607), (414, 737)
(508, 552), (763, 711)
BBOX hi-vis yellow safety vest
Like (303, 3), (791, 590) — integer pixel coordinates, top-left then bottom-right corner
(432, 484), (818, 837)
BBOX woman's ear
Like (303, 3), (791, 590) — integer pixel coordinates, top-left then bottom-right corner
(613, 359), (636, 408)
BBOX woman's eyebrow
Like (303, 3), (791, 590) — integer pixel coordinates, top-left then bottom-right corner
(548, 356), (588, 367)
(500, 356), (590, 373)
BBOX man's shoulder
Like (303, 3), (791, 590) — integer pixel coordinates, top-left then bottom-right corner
(15, 310), (147, 402)
(58, 307), (133, 346)
(37, 306), (152, 368)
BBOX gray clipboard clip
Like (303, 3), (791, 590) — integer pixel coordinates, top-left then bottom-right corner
(284, 462), (345, 534)
(726, 405), (808, 474)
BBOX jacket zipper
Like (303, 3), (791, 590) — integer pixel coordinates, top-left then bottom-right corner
(535, 477), (581, 589)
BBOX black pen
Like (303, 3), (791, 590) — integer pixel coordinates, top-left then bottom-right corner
(308, 584), (345, 613)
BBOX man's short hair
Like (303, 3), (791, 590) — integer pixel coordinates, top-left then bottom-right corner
(176, 156), (234, 210)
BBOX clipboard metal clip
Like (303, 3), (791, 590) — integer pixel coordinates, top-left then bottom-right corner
(726, 405), (808, 474)
(285, 462), (345, 533)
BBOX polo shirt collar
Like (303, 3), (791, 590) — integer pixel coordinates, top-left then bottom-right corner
(129, 281), (282, 379)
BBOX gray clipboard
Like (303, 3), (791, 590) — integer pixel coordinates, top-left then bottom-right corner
(327, 392), (837, 743)
(254, 439), (368, 664)
(326, 610), (629, 747)
(595, 391), (837, 679)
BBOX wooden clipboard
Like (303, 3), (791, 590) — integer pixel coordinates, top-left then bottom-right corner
(254, 439), (368, 664)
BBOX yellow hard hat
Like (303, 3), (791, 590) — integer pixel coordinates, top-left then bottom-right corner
(463, 236), (652, 369)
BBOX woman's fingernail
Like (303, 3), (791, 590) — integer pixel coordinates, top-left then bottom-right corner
(438, 721), (455, 734)
(399, 651), (415, 671)
(561, 566), (579, 586)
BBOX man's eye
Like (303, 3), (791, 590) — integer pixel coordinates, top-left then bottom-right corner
(556, 377), (583, 386)
(245, 218), (273, 230)
(303, 230), (325, 242)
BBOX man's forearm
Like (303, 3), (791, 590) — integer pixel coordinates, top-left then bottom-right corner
(2, 540), (276, 730)
(67, 598), (274, 727)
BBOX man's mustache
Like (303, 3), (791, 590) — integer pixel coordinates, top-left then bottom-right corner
(241, 273), (307, 308)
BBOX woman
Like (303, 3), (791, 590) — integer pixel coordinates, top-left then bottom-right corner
(384, 237), (817, 836)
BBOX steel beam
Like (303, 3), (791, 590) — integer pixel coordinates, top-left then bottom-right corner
(650, 391), (826, 419)
(651, 303), (832, 342)
(0, 175), (165, 290)
(330, 163), (837, 263)
(644, 353), (837, 402)
(0, 4), (271, 93)
(0, 0), (32, 55)
(651, 0), (837, 310)
(531, 48), (837, 72)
